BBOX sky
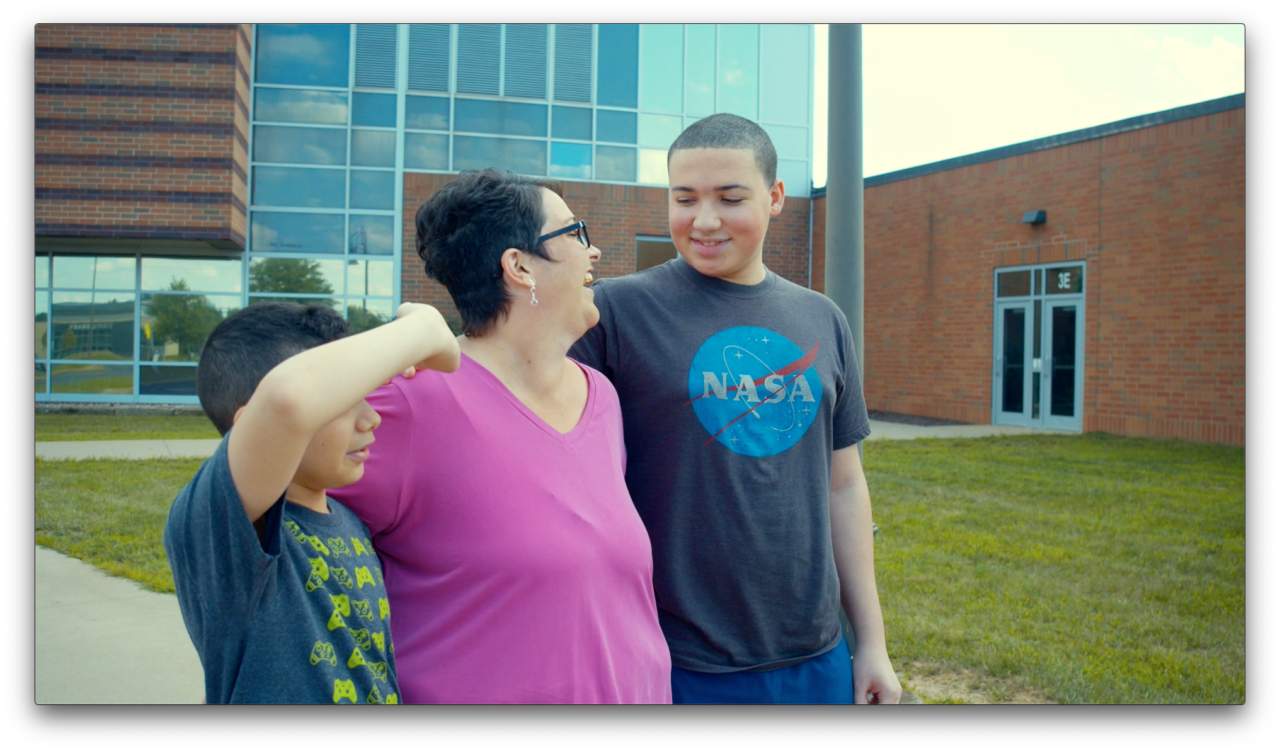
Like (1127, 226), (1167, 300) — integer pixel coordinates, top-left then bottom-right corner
(813, 24), (1246, 186)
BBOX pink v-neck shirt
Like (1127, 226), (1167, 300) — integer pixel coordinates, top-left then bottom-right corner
(329, 355), (671, 704)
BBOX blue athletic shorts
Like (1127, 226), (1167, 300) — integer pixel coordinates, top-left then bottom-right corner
(670, 634), (854, 704)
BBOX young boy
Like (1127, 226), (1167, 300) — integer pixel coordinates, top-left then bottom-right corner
(569, 113), (902, 704)
(163, 300), (458, 704)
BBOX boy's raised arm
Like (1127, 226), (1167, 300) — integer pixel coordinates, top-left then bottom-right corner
(227, 303), (459, 522)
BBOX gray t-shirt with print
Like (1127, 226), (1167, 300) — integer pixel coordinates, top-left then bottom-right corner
(569, 258), (870, 673)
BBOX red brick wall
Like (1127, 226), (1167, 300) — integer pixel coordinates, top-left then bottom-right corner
(814, 106), (1244, 445)
(35, 24), (250, 249)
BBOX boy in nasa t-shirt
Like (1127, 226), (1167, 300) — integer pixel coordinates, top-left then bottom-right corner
(570, 113), (901, 704)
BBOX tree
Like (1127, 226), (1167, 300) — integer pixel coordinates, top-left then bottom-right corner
(249, 258), (335, 295)
(146, 279), (227, 361)
(346, 303), (391, 334)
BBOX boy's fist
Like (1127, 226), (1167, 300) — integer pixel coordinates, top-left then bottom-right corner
(396, 303), (461, 377)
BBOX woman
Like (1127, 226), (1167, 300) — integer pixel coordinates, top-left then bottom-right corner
(330, 169), (671, 704)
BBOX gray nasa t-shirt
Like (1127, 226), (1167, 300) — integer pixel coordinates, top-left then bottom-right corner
(164, 434), (399, 703)
(569, 258), (869, 672)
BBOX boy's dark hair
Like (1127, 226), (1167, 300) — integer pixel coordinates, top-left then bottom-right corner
(196, 301), (351, 435)
(667, 113), (778, 187)
(416, 169), (562, 337)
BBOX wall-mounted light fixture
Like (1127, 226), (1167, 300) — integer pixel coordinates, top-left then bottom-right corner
(1021, 210), (1047, 225)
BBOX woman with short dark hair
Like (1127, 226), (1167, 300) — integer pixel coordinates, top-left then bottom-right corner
(331, 169), (672, 704)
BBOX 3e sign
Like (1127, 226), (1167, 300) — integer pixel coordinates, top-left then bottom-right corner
(1047, 266), (1083, 295)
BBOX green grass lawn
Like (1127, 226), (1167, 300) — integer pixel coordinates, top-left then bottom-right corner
(34, 432), (1244, 703)
(35, 413), (219, 442)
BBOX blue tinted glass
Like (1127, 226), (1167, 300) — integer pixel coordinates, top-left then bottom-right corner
(141, 257), (243, 293)
(597, 110), (637, 144)
(454, 99), (548, 137)
(352, 92), (397, 127)
(760, 25), (810, 127)
(640, 24), (683, 113)
(253, 125), (347, 165)
(254, 88), (348, 125)
(253, 166), (346, 208)
(405, 96), (450, 130)
(52, 256), (136, 290)
(404, 133), (448, 170)
(350, 170), (396, 210)
(717, 24), (759, 120)
(595, 145), (636, 182)
(686, 24), (716, 117)
(36, 256), (50, 287)
(454, 136), (547, 176)
(348, 214), (395, 255)
(140, 365), (198, 396)
(638, 113), (682, 149)
(597, 24), (639, 108)
(351, 129), (395, 167)
(51, 292), (136, 361)
(251, 212), (345, 253)
(550, 142), (592, 180)
(552, 106), (592, 140)
(256, 24), (351, 88)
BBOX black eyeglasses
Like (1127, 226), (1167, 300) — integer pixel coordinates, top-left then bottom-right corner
(536, 220), (590, 250)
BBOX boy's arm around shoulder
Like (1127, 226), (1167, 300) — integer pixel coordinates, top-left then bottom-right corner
(227, 303), (459, 523)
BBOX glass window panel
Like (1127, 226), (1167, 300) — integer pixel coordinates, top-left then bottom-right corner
(686, 25), (716, 116)
(36, 256), (50, 288)
(404, 133), (449, 171)
(453, 136), (547, 176)
(140, 365), (199, 396)
(347, 298), (394, 334)
(997, 270), (1032, 297)
(253, 88), (349, 125)
(36, 361), (48, 395)
(454, 99), (548, 137)
(250, 258), (344, 296)
(352, 129), (396, 167)
(777, 159), (809, 197)
(251, 212), (345, 254)
(760, 24), (810, 127)
(248, 296), (340, 311)
(1050, 306), (1078, 417)
(255, 24), (350, 88)
(640, 24), (683, 113)
(52, 363), (133, 395)
(53, 256), (136, 290)
(638, 113), (682, 149)
(348, 215), (395, 255)
(350, 170), (396, 210)
(352, 92), (397, 127)
(718, 24), (759, 120)
(597, 24), (639, 108)
(596, 145), (636, 182)
(1047, 266), (1084, 295)
(253, 166), (346, 209)
(597, 110), (637, 144)
(638, 149), (668, 185)
(550, 142), (592, 180)
(762, 123), (808, 161)
(142, 257), (243, 293)
(36, 292), (49, 360)
(551, 106), (592, 140)
(347, 259), (395, 298)
(253, 125), (347, 166)
(1001, 308), (1026, 413)
(141, 293), (242, 362)
(405, 96), (450, 130)
(51, 292), (135, 360)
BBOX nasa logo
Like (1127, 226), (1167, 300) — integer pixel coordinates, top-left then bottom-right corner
(686, 326), (822, 457)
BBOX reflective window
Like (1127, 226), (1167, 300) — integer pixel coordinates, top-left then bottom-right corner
(347, 298), (394, 333)
(596, 145), (636, 182)
(638, 149), (668, 185)
(718, 24), (759, 120)
(141, 293), (242, 362)
(454, 136), (547, 176)
(685, 25), (716, 117)
(140, 365), (198, 396)
(51, 292), (135, 360)
(597, 24), (639, 108)
(550, 142), (592, 180)
(998, 270), (1032, 297)
(552, 106), (592, 140)
(404, 133), (449, 170)
(52, 363), (133, 395)
(405, 96), (450, 130)
(352, 129), (396, 167)
(253, 88), (348, 125)
(638, 113), (682, 149)
(1047, 266), (1084, 295)
(640, 24), (683, 113)
(597, 110), (637, 144)
(256, 24), (351, 88)
(347, 260), (395, 297)
(348, 215), (396, 255)
(248, 295), (340, 311)
(253, 167), (346, 208)
(763, 123), (808, 161)
(36, 361), (48, 395)
(350, 170), (396, 210)
(352, 92), (397, 127)
(53, 256), (137, 290)
(35, 292), (49, 361)
(249, 258), (344, 296)
(36, 256), (50, 287)
(142, 257), (243, 293)
(251, 212), (345, 254)
(253, 125), (347, 166)
(760, 25), (810, 127)
(454, 99), (547, 137)
(777, 159), (809, 197)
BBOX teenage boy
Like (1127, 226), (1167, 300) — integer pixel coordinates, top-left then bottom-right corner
(569, 113), (901, 704)
(164, 301), (459, 704)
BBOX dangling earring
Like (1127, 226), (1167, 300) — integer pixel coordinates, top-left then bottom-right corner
(530, 281), (539, 307)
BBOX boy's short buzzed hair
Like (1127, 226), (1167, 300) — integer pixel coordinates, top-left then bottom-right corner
(667, 113), (778, 187)
(196, 301), (351, 435)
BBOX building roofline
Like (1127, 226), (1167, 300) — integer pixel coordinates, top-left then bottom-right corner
(811, 93), (1244, 197)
